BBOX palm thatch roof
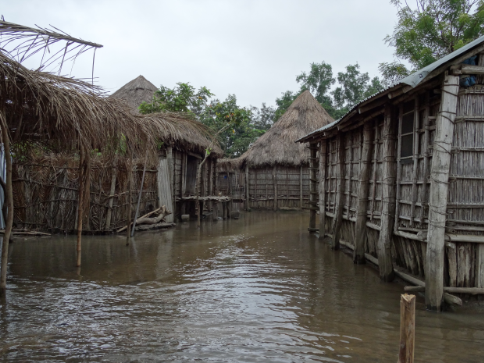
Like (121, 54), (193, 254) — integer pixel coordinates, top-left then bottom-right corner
(110, 75), (158, 113)
(242, 90), (333, 168)
(0, 51), (154, 157)
(142, 112), (223, 157)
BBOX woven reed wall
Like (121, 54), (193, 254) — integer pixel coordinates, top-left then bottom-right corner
(13, 157), (158, 233)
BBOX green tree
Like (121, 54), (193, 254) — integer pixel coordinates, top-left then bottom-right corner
(381, 0), (484, 84)
(200, 95), (258, 158)
(252, 103), (275, 131)
(332, 64), (384, 112)
(296, 61), (335, 107)
(138, 82), (213, 115)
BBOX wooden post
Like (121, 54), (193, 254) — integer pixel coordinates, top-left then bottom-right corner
(398, 294), (416, 363)
(309, 144), (317, 230)
(76, 148), (89, 267)
(0, 109), (13, 294)
(131, 157), (147, 237)
(167, 147), (175, 212)
(353, 122), (374, 264)
(425, 74), (459, 311)
(126, 160), (133, 246)
(299, 165), (303, 209)
(208, 158), (213, 211)
(319, 140), (327, 240)
(273, 165), (278, 211)
(331, 135), (345, 249)
(105, 161), (117, 231)
(245, 164), (250, 211)
(377, 105), (397, 281)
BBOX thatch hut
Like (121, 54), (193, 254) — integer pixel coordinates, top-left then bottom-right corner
(220, 90), (333, 210)
(297, 35), (484, 310)
(110, 75), (158, 113)
(111, 77), (225, 222)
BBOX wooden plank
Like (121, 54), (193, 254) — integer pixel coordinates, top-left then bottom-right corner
(377, 105), (398, 281)
(409, 98), (420, 227)
(300, 165), (303, 209)
(419, 97), (430, 226)
(354, 122), (374, 263)
(394, 104), (403, 233)
(157, 158), (174, 223)
(425, 74), (459, 311)
(319, 140), (327, 240)
(331, 135), (345, 249)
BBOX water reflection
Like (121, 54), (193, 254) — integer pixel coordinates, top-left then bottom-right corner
(0, 211), (483, 362)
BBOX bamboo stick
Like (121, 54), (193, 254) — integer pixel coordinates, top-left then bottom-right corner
(126, 160), (133, 246)
(300, 165), (303, 209)
(273, 165), (278, 211)
(309, 144), (317, 230)
(331, 135), (345, 249)
(245, 164), (250, 210)
(131, 157), (147, 237)
(105, 161), (117, 231)
(0, 108), (13, 294)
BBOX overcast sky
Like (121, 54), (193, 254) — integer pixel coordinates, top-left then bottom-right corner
(5, 0), (399, 108)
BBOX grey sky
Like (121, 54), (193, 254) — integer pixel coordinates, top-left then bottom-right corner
(5, 0), (399, 108)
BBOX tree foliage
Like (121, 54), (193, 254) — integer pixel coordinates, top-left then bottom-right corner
(138, 82), (213, 115)
(381, 0), (484, 84)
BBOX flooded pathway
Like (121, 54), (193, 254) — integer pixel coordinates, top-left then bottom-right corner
(1, 211), (483, 362)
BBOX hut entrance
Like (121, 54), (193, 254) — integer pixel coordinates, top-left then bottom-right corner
(185, 155), (199, 196)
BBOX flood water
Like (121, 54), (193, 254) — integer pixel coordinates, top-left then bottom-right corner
(1, 211), (483, 362)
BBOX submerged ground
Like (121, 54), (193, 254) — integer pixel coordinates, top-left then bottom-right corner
(0, 211), (483, 362)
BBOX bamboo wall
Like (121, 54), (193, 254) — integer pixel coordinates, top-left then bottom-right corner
(12, 157), (158, 233)
(247, 166), (311, 210)
(318, 76), (484, 293)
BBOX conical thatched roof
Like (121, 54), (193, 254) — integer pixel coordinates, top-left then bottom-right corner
(110, 75), (158, 113)
(242, 90), (333, 167)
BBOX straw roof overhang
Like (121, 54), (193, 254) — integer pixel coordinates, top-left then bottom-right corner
(0, 52), (155, 157)
(241, 90), (333, 168)
(110, 75), (157, 113)
(217, 156), (245, 173)
(141, 112), (223, 158)
(297, 34), (484, 144)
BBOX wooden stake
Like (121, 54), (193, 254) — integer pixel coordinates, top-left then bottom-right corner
(105, 160), (117, 231)
(425, 75), (459, 311)
(377, 105), (397, 281)
(126, 160), (133, 246)
(398, 294), (416, 363)
(245, 164), (250, 211)
(354, 122), (374, 263)
(309, 144), (317, 230)
(76, 148), (89, 267)
(131, 155), (147, 237)
(0, 109), (13, 294)
(331, 135), (345, 249)
(318, 140), (327, 240)
(300, 165), (303, 209)
(273, 165), (278, 211)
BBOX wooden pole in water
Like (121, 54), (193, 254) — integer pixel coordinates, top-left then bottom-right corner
(309, 143), (317, 231)
(318, 140), (327, 240)
(105, 159), (117, 231)
(425, 74), (459, 312)
(131, 155), (147, 237)
(273, 165), (278, 211)
(0, 108), (13, 294)
(76, 147), (89, 267)
(245, 164), (250, 211)
(398, 294), (416, 363)
(377, 105), (397, 281)
(331, 134), (345, 249)
(126, 159), (133, 246)
(299, 165), (303, 210)
(353, 122), (374, 263)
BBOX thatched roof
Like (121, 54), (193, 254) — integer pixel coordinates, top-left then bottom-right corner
(217, 157), (244, 173)
(142, 112), (223, 158)
(242, 90), (333, 167)
(110, 75), (158, 113)
(0, 52), (155, 157)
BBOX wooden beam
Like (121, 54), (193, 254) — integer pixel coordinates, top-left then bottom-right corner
(358, 97), (387, 114)
(377, 105), (397, 281)
(425, 74), (459, 312)
(309, 145), (317, 230)
(451, 64), (484, 75)
(331, 135), (345, 249)
(354, 122), (374, 263)
(388, 85), (412, 99)
(319, 140), (327, 240)
(273, 165), (278, 211)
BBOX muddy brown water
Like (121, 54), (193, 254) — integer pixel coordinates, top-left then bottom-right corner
(0, 211), (483, 362)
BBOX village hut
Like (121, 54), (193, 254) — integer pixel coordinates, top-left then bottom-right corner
(111, 78), (226, 222)
(110, 75), (158, 113)
(297, 35), (484, 311)
(220, 90), (333, 211)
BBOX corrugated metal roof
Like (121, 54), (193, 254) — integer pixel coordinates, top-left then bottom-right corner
(296, 34), (484, 143)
